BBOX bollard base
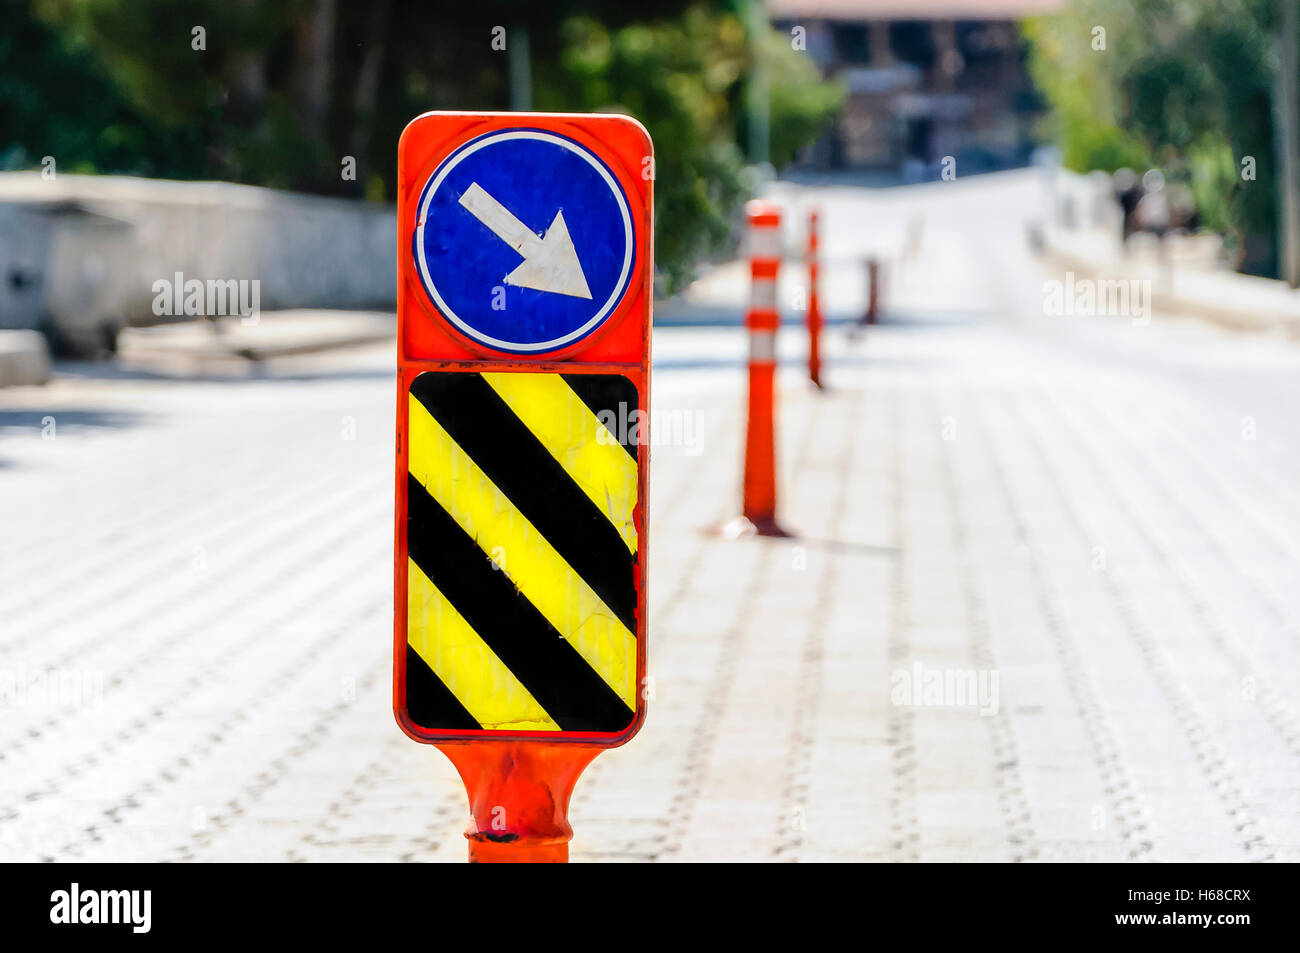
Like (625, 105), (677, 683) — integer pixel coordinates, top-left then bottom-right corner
(437, 741), (601, 864)
(467, 836), (569, 864)
(715, 514), (793, 539)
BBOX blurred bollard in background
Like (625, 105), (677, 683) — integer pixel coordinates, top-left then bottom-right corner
(729, 198), (788, 539)
(861, 257), (881, 326)
(806, 208), (824, 389)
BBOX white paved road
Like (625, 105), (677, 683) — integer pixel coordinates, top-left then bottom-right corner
(1, 170), (1298, 861)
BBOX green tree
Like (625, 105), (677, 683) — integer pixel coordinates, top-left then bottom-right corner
(3, 1), (840, 287)
(744, 23), (843, 171)
(552, 6), (840, 289)
(1022, 0), (1283, 274)
(0, 0), (195, 176)
(551, 9), (748, 291)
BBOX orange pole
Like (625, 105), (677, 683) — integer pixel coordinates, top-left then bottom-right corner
(741, 200), (788, 537)
(438, 741), (601, 863)
(807, 209), (824, 388)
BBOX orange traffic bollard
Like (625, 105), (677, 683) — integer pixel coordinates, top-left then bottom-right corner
(734, 199), (789, 537)
(807, 209), (824, 389)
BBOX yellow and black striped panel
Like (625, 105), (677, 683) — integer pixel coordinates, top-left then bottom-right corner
(404, 370), (640, 734)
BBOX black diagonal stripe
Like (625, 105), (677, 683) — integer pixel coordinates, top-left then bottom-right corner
(404, 645), (481, 731)
(406, 473), (635, 733)
(410, 371), (638, 635)
(561, 373), (640, 462)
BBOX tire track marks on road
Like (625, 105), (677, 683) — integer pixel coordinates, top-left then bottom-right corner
(963, 382), (1155, 860)
(933, 382), (1038, 862)
(657, 383), (819, 860)
(0, 521), (387, 825)
(886, 385), (919, 863)
(1027, 383), (1277, 861)
(773, 383), (858, 860)
(0, 406), (322, 605)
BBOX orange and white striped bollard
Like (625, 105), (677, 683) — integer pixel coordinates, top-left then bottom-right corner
(735, 200), (788, 537)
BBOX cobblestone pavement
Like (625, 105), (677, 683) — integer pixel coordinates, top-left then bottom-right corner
(2, 171), (1299, 862)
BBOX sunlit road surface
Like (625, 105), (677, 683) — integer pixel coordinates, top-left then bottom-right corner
(2, 170), (1299, 862)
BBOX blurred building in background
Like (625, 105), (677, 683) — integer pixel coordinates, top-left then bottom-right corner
(770, 0), (1058, 177)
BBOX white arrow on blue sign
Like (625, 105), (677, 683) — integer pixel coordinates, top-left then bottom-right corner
(413, 129), (635, 354)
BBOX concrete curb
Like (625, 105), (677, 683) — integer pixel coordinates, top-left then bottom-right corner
(0, 330), (52, 387)
(118, 310), (396, 364)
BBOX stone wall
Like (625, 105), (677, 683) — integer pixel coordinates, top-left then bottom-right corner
(0, 174), (397, 342)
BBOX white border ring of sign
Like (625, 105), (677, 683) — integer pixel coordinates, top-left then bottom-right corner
(413, 129), (635, 353)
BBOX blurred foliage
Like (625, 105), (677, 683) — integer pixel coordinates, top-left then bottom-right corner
(0, 0), (195, 176)
(0, 0), (840, 288)
(551, 10), (748, 292)
(1022, 0), (1283, 274)
(743, 25), (844, 171)
(552, 7), (839, 289)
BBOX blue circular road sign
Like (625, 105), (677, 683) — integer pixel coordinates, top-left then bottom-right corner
(413, 129), (635, 354)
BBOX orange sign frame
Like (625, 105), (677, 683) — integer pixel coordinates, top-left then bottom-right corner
(392, 111), (653, 747)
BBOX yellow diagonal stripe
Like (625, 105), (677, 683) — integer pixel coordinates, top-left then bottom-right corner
(407, 558), (560, 731)
(481, 372), (638, 552)
(408, 395), (637, 708)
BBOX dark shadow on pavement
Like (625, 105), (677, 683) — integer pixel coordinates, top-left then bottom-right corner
(793, 536), (899, 559)
(0, 408), (147, 435)
(49, 360), (395, 386)
(655, 307), (867, 329)
(709, 528), (899, 559)
(866, 308), (986, 328)
(0, 408), (149, 468)
(653, 353), (890, 372)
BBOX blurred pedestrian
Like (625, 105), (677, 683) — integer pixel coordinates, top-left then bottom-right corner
(1134, 169), (1171, 237)
(1167, 184), (1198, 233)
(1112, 167), (1142, 246)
